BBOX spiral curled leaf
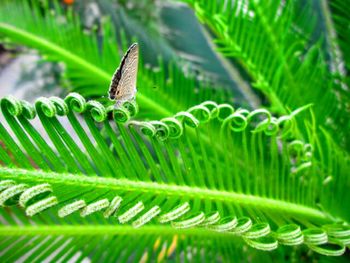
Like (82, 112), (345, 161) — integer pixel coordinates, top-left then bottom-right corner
(187, 105), (211, 123)
(323, 224), (350, 238)
(49, 96), (69, 116)
(210, 216), (238, 232)
(161, 117), (183, 139)
(200, 211), (221, 226)
(303, 228), (328, 245)
(64, 92), (86, 113)
(248, 109), (272, 133)
(249, 112), (279, 136)
(217, 103), (234, 121)
(308, 242), (346, 256)
(103, 195), (123, 218)
(277, 115), (294, 138)
(26, 196), (58, 216)
(80, 198), (110, 217)
(231, 217), (252, 234)
(20, 100), (36, 119)
(276, 224), (304, 246)
(175, 111), (200, 128)
(118, 201), (145, 224)
(122, 100), (139, 117)
(159, 202), (190, 223)
(0, 180), (16, 191)
(150, 121), (170, 141)
(113, 106), (130, 123)
(1, 95), (23, 116)
(171, 212), (205, 229)
(263, 117), (279, 136)
(279, 235), (304, 246)
(35, 97), (57, 117)
(132, 205), (161, 228)
(58, 200), (86, 218)
(222, 111), (248, 132)
(329, 235), (350, 246)
(276, 224), (302, 240)
(243, 223), (271, 238)
(86, 100), (107, 122)
(201, 101), (219, 119)
(0, 184), (28, 206)
(243, 236), (278, 251)
(288, 140), (306, 159)
(0, 181), (57, 216)
(19, 183), (53, 207)
(287, 140), (313, 173)
(303, 143), (313, 160)
(129, 121), (157, 137)
(237, 108), (250, 115)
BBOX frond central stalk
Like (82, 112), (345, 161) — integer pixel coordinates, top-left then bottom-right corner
(0, 167), (329, 224)
(0, 225), (234, 238)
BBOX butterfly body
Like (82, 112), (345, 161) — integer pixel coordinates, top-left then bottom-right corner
(109, 43), (139, 105)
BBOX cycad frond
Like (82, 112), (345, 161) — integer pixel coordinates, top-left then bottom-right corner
(0, 0), (229, 119)
(0, 93), (349, 260)
(180, 0), (350, 149)
(327, 0), (350, 84)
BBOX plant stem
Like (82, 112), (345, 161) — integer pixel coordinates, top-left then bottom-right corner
(0, 167), (330, 224)
(0, 225), (234, 238)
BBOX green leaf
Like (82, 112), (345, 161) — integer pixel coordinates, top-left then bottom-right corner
(327, 0), (350, 83)
(179, 0), (350, 167)
(0, 0), (349, 261)
(0, 93), (349, 260)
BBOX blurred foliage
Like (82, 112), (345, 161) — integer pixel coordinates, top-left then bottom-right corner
(72, 0), (250, 104)
(327, 0), (350, 86)
(117, 0), (160, 30)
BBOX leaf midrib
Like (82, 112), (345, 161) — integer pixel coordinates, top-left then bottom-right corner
(0, 167), (330, 223)
(0, 225), (234, 238)
(0, 23), (172, 117)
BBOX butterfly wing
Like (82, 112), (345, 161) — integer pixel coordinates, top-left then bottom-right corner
(109, 43), (139, 101)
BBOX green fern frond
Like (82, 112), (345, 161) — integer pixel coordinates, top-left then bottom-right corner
(179, 0), (350, 165)
(0, 0), (230, 119)
(180, 1), (341, 120)
(0, 93), (349, 260)
(1, 1), (350, 260)
(182, 1), (320, 108)
(327, 0), (350, 84)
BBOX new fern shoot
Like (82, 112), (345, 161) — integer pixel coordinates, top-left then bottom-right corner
(0, 0), (349, 262)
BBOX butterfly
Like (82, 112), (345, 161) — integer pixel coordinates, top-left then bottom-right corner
(109, 43), (139, 106)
